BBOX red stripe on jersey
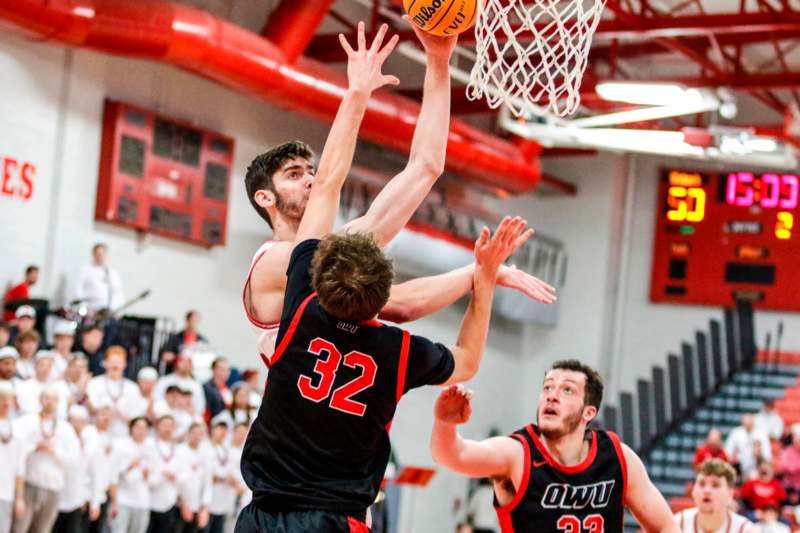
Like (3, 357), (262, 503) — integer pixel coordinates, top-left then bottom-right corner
(385, 330), (411, 433)
(607, 431), (628, 506)
(497, 512), (516, 533)
(268, 292), (316, 367)
(242, 241), (281, 330)
(396, 331), (410, 403)
(347, 517), (369, 533)
(527, 425), (598, 474)
(259, 352), (271, 369)
(495, 433), (531, 532)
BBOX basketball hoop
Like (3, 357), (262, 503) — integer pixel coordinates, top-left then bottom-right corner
(467, 0), (607, 117)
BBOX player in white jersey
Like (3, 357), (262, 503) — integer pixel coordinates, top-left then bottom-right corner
(243, 22), (556, 363)
(675, 459), (756, 533)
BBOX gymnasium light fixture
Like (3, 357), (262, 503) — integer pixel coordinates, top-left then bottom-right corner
(595, 82), (695, 106)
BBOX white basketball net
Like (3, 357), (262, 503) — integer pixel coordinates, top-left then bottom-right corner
(467, 0), (607, 117)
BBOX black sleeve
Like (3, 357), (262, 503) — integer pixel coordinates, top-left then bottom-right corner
(403, 334), (455, 392)
(281, 239), (320, 321)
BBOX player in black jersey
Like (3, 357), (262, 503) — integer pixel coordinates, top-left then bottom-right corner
(235, 26), (535, 527)
(430, 360), (680, 533)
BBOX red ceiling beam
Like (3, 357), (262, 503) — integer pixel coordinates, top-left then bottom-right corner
(306, 11), (800, 54)
(261, 0), (336, 64)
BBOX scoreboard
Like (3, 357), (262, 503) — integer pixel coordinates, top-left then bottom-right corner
(96, 100), (234, 247)
(650, 168), (800, 311)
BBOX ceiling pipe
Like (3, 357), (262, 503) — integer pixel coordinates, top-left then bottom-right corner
(260, 0), (336, 64)
(0, 0), (541, 194)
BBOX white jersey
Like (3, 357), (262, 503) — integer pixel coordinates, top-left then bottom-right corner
(243, 240), (280, 363)
(675, 508), (752, 533)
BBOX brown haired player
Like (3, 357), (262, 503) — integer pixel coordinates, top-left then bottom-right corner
(675, 459), (756, 533)
(242, 21), (555, 366)
(430, 360), (680, 533)
(237, 164), (533, 530)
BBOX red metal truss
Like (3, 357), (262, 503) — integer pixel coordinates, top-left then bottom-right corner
(307, 0), (800, 117)
(307, 11), (800, 53)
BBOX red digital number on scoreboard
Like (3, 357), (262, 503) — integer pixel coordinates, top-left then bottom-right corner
(650, 169), (800, 311)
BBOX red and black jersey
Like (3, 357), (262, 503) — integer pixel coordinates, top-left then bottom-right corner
(495, 425), (628, 533)
(241, 239), (455, 517)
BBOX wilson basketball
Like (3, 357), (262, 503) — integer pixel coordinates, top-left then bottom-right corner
(404, 0), (480, 37)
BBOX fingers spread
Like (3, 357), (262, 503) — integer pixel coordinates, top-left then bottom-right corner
(339, 34), (355, 56)
(370, 23), (388, 53)
(357, 21), (366, 50)
(378, 34), (400, 62)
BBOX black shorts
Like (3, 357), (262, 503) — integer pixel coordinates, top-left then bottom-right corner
(234, 505), (370, 533)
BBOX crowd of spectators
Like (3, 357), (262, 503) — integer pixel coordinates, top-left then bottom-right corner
(693, 401), (800, 531)
(0, 302), (261, 533)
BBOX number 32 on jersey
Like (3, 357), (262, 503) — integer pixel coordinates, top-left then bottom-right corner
(297, 338), (377, 416)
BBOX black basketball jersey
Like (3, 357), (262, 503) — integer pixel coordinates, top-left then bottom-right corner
(495, 425), (627, 533)
(241, 239), (455, 516)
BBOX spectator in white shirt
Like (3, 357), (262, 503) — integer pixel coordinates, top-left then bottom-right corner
(215, 383), (257, 429)
(17, 352), (70, 419)
(0, 346), (22, 388)
(0, 382), (26, 533)
(63, 355), (90, 408)
(230, 422), (251, 516)
(468, 478), (500, 533)
(177, 422), (212, 532)
(240, 369), (263, 410)
(111, 417), (152, 533)
(87, 346), (143, 437)
(754, 400), (784, 442)
(75, 243), (125, 316)
(207, 418), (243, 533)
(755, 505), (791, 533)
(725, 413), (772, 479)
(49, 320), (76, 382)
(146, 414), (181, 532)
(82, 403), (117, 533)
(133, 367), (158, 422)
(153, 386), (193, 440)
(13, 385), (80, 533)
(53, 405), (92, 533)
(13, 330), (39, 380)
(153, 355), (205, 416)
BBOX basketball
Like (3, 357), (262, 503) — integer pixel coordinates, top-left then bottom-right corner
(403, 0), (479, 37)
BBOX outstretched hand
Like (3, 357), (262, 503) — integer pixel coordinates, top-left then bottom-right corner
(403, 15), (459, 60)
(497, 265), (557, 304)
(435, 385), (473, 424)
(339, 22), (400, 94)
(474, 216), (534, 275)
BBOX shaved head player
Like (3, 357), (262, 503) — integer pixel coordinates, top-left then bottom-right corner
(430, 360), (681, 533)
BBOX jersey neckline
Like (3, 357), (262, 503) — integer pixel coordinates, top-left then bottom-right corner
(526, 424), (598, 474)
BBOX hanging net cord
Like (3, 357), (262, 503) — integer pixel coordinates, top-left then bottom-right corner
(467, 0), (607, 117)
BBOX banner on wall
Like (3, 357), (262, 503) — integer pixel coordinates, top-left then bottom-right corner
(0, 155), (35, 200)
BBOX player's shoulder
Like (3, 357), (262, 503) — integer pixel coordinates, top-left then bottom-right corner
(251, 240), (293, 273)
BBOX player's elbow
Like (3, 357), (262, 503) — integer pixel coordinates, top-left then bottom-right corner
(408, 158), (444, 182)
(455, 355), (480, 382)
(379, 301), (415, 324)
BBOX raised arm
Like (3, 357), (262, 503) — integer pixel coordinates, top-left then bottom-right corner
(295, 22), (400, 244)
(343, 21), (457, 247)
(623, 443), (681, 533)
(379, 262), (557, 323)
(444, 217), (533, 384)
(431, 386), (522, 479)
